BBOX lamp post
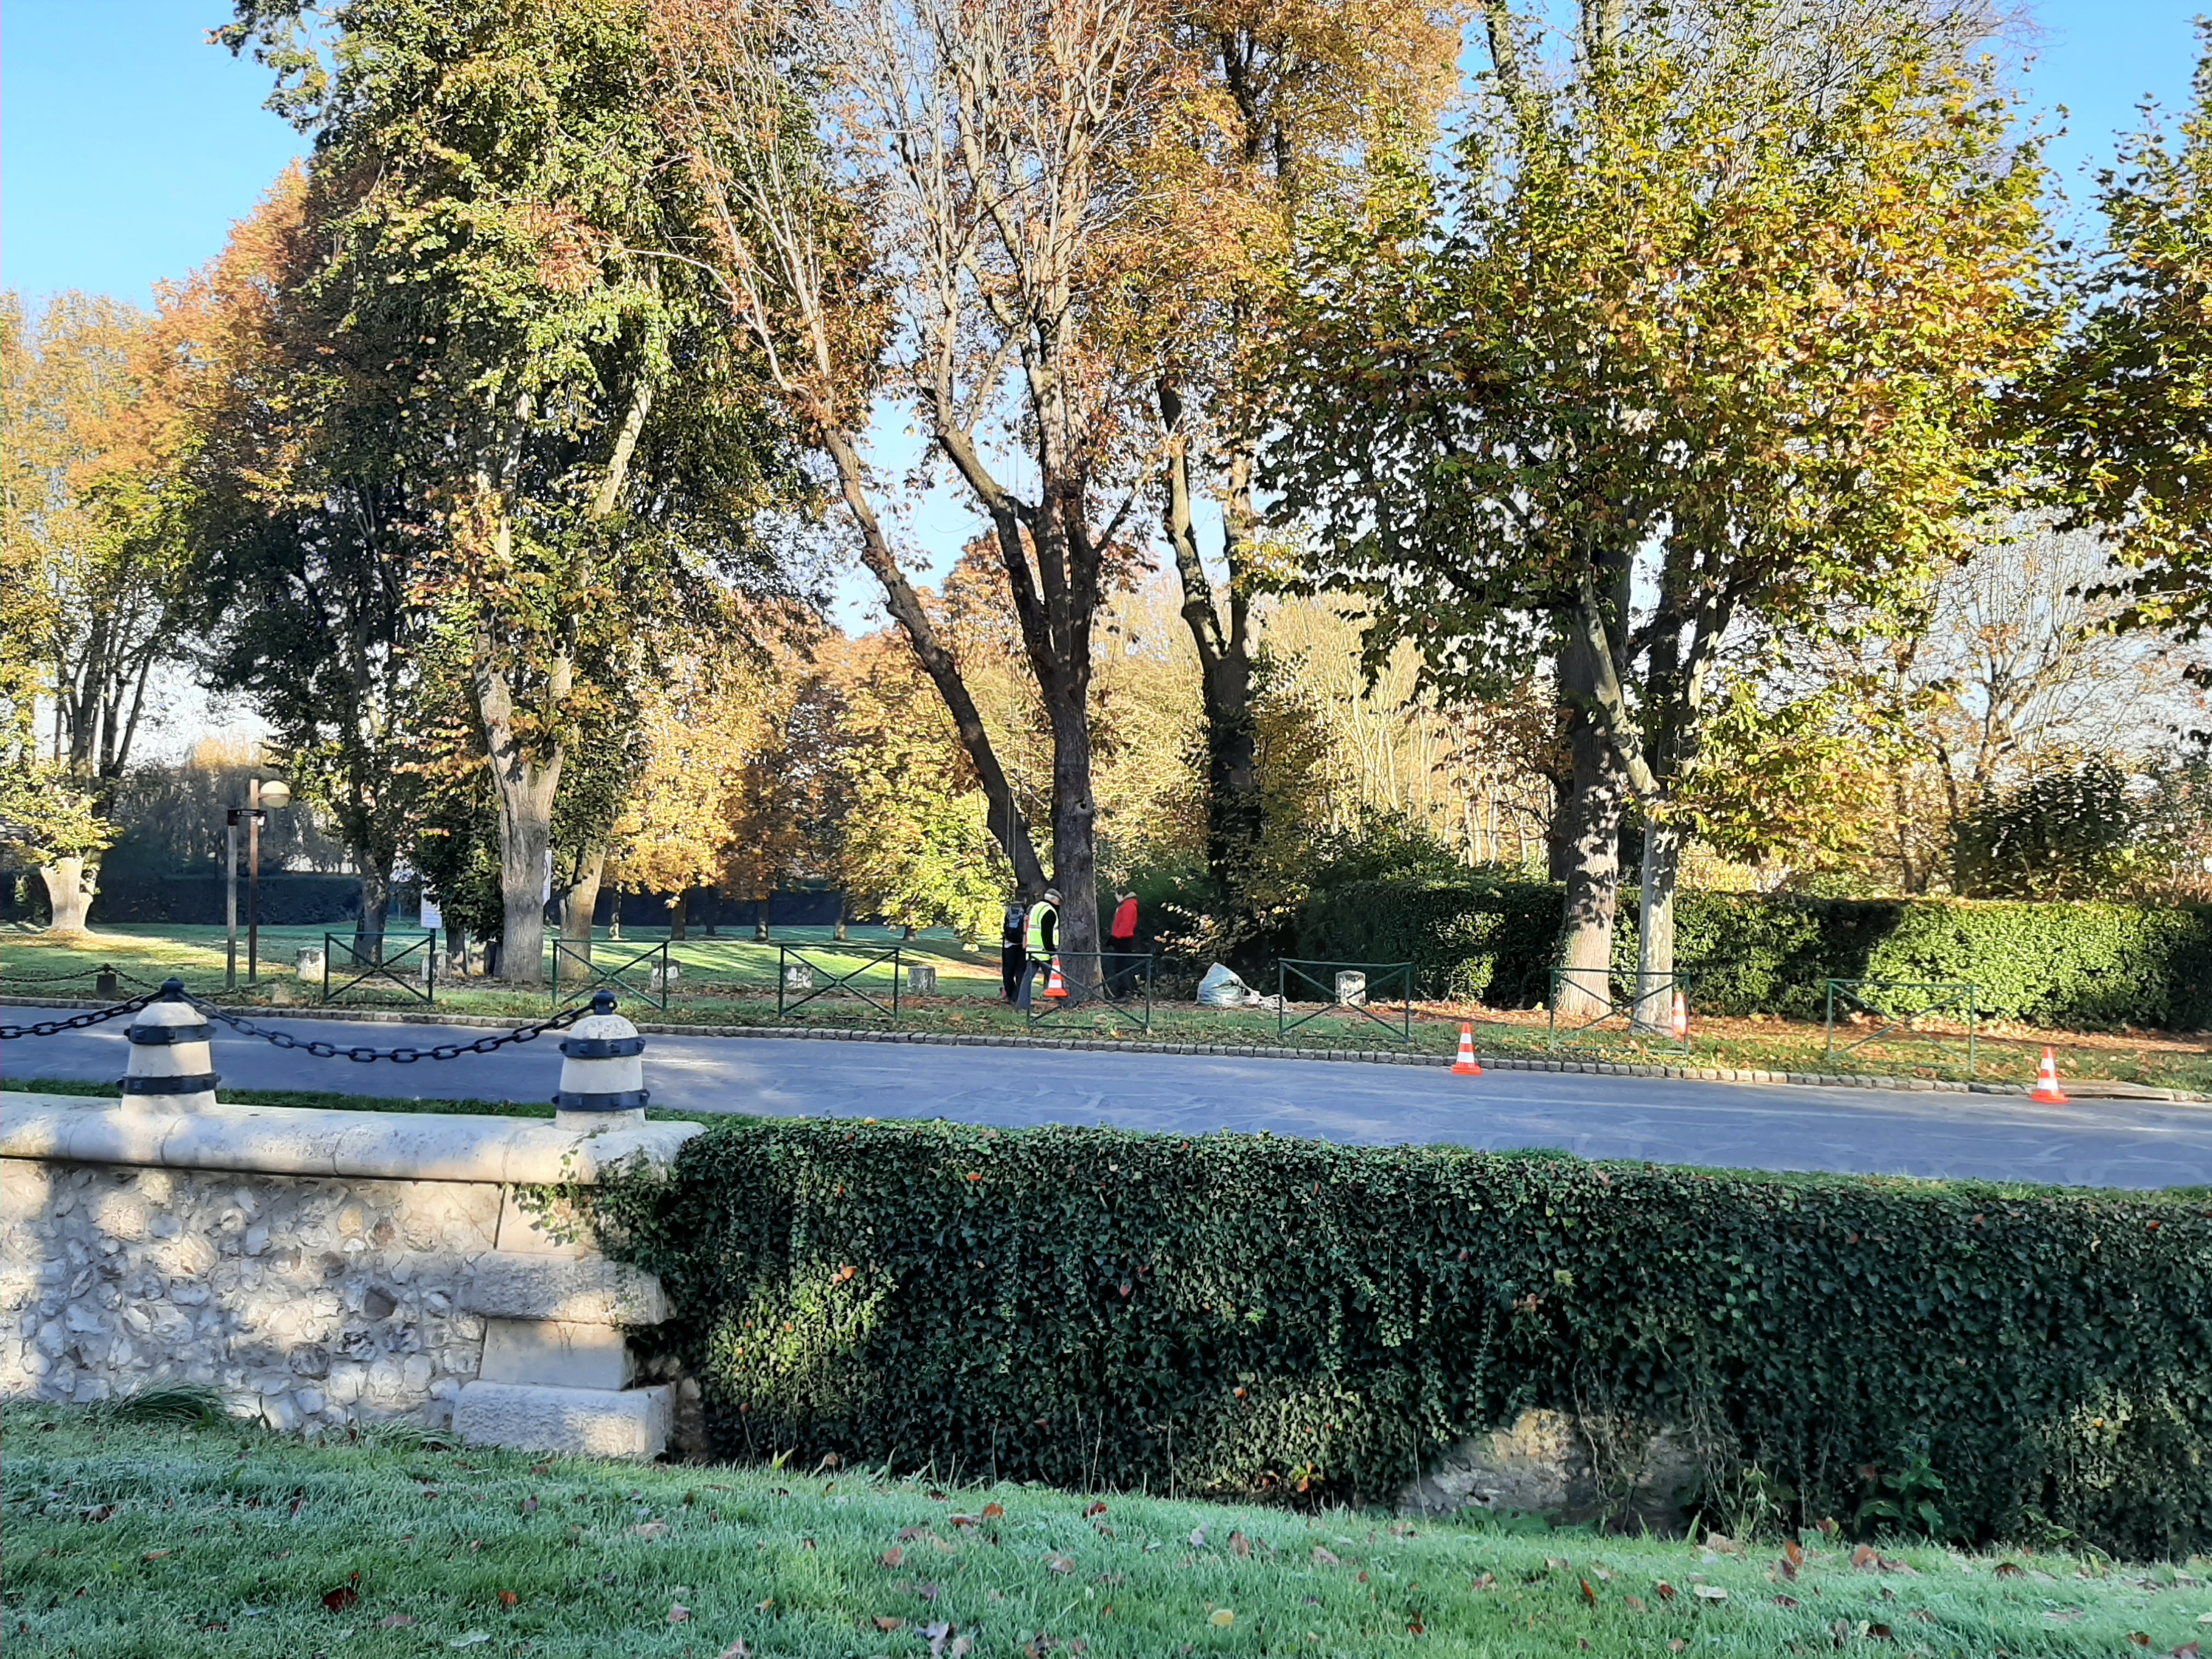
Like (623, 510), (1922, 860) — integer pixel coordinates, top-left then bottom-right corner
(224, 777), (291, 990)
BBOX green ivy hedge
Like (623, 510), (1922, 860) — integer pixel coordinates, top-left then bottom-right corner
(1295, 879), (2212, 1028)
(591, 1118), (2212, 1556)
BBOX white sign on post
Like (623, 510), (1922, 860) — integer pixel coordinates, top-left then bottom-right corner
(420, 896), (443, 931)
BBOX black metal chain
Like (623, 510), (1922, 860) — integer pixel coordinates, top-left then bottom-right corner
(186, 995), (586, 1064)
(0, 964), (106, 985)
(0, 992), (156, 1042)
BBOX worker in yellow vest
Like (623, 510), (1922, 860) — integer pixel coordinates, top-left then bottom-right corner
(1017, 887), (1060, 1011)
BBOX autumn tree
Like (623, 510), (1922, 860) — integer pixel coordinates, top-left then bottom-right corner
(651, 0), (1193, 968)
(1268, 0), (2051, 1026)
(2034, 24), (2212, 650)
(225, 0), (813, 983)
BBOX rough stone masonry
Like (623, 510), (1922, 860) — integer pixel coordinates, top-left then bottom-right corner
(0, 1093), (701, 1458)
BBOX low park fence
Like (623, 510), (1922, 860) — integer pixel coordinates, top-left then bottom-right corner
(1026, 951), (1155, 1034)
(1547, 967), (1696, 1056)
(1823, 978), (1979, 1075)
(1276, 959), (1414, 1045)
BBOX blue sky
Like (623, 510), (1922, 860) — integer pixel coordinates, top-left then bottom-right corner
(3, 0), (2200, 309)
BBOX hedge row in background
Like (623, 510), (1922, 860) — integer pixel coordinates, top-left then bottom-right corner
(590, 1118), (2212, 1556)
(1296, 879), (2212, 1028)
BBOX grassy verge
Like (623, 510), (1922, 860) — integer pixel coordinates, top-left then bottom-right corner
(8, 921), (2210, 1094)
(7, 1404), (2209, 1658)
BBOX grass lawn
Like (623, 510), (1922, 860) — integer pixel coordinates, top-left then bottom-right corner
(7, 1405), (2211, 1659)
(6, 920), (2210, 1096)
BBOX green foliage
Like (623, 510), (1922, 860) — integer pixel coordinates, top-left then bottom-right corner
(1954, 759), (2155, 900)
(591, 1118), (2212, 1555)
(1296, 878), (2212, 1028)
(0, 761), (114, 865)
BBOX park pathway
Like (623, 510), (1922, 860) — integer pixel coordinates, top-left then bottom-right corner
(7, 1004), (2209, 1188)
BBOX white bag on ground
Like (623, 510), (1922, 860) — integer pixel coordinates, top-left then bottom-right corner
(1198, 963), (1257, 1008)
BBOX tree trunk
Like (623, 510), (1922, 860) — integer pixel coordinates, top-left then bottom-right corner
(832, 891), (847, 942)
(40, 857), (94, 935)
(703, 890), (718, 937)
(607, 885), (623, 940)
(471, 645), (562, 988)
(561, 847), (605, 943)
(1551, 637), (1629, 1020)
(356, 855), (395, 956)
(1632, 817), (1683, 1032)
(1045, 688), (1101, 971)
(754, 895), (771, 943)
(668, 890), (689, 943)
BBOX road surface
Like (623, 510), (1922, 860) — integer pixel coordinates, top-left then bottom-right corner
(5, 1005), (2208, 1188)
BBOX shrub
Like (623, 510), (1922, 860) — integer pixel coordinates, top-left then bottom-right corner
(592, 1118), (2212, 1556)
(1295, 879), (2212, 1028)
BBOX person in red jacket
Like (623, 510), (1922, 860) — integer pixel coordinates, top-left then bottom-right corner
(1108, 890), (1139, 996)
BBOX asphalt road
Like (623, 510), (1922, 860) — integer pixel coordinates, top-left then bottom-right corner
(6, 1005), (2209, 1189)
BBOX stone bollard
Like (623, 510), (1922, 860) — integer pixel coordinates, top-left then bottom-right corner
(1335, 970), (1368, 1008)
(296, 945), (326, 984)
(907, 962), (938, 995)
(554, 989), (648, 1130)
(121, 978), (219, 1114)
(651, 962), (681, 991)
(783, 963), (814, 992)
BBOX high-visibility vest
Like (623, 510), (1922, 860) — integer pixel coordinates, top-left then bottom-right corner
(1024, 899), (1058, 960)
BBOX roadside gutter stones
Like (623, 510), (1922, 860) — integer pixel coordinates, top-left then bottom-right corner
(0, 1091), (700, 1460)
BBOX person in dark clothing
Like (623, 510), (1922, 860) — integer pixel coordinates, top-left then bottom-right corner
(1000, 895), (1028, 1003)
(1108, 890), (1139, 996)
(1016, 887), (1059, 1010)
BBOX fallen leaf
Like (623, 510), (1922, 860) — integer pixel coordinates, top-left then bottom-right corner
(377, 1613), (417, 1629)
(1210, 1610), (1236, 1627)
(449, 1635), (490, 1650)
(981, 1502), (1005, 1520)
(715, 1643), (751, 1659)
(1084, 1502), (1107, 1517)
(883, 1546), (906, 1568)
(1783, 1538), (1805, 1569)
(1776, 1595), (1800, 1608)
(321, 1587), (359, 1614)
(1693, 1585), (1728, 1602)
(874, 1616), (907, 1632)
(1229, 1530), (1251, 1559)
(1655, 1582), (1678, 1602)
(143, 1550), (172, 1562)
(2174, 1642), (2202, 1658)
(1046, 1553), (1075, 1575)
(1625, 1594), (1647, 1612)
(522, 1497), (538, 1516)
(1580, 1578), (1596, 1605)
(1994, 1562), (2025, 1579)
(531, 1463), (552, 1476)
(1668, 1641), (1686, 1654)
(1474, 1573), (1498, 1592)
(2129, 1637), (2152, 1650)
(667, 1604), (690, 1624)
(1869, 1623), (1893, 1640)
(1853, 1545), (1881, 1571)
(498, 1590), (519, 1609)
(932, 1535), (960, 1555)
(1312, 1547), (1340, 1568)
(1189, 1527), (1209, 1548)
(632, 1522), (668, 1540)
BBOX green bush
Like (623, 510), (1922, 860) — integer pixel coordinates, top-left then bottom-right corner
(1295, 879), (2212, 1028)
(592, 1118), (2212, 1556)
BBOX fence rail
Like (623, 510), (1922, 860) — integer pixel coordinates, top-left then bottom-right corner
(552, 938), (672, 1012)
(1547, 968), (1696, 1054)
(1824, 979), (1979, 1075)
(1276, 959), (1414, 1045)
(777, 943), (902, 1023)
(1026, 951), (1155, 1034)
(321, 932), (437, 1006)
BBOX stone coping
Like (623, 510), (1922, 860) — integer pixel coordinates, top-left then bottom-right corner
(0, 1092), (701, 1186)
(4, 995), (2204, 1103)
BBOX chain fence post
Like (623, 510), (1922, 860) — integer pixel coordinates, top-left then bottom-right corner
(122, 977), (220, 1113)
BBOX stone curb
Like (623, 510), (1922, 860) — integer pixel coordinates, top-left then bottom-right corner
(5, 994), (2204, 1104)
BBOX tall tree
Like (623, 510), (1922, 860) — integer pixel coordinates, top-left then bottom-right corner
(1269, 0), (2050, 1026)
(1144, 0), (1457, 939)
(2034, 24), (2212, 653)
(226, 0), (813, 983)
(651, 0), (1182, 968)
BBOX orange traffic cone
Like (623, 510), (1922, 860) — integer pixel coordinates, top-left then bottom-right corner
(1451, 1022), (1482, 1076)
(1043, 956), (1068, 999)
(2030, 1046), (2067, 1105)
(1671, 989), (1689, 1041)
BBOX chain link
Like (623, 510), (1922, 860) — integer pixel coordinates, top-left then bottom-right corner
(0, 964), (106, 986)
(187, 996), (585, 1063)
(0, 992), (156, 1041)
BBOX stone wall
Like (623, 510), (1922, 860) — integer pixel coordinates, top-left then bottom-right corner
(0, 1093), (701, 1458)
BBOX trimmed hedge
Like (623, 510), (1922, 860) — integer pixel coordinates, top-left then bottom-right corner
(590, 1118), (2212, 1555)
(1296, 879), (2212, 1028)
